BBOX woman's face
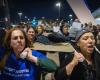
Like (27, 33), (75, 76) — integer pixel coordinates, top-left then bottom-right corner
(77, 32), (95, 55)
(10, 30), (25, 54)
(37, 26), (43, 35)
(62, 27), (68, 34)
(27, 28), (36, 41)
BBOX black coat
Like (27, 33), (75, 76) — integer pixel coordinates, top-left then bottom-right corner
(54, 50), (100, 80)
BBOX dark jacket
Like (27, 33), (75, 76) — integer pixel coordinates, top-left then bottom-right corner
(54, 50), (100, 80)
(94, 49), (100, 80)
(48, 32), (70, 43)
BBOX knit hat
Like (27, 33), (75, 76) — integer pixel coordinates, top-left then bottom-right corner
(75, 30), (91, 42)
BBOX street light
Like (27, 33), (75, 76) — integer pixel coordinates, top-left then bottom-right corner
(25, 16), (27, 19)
(18, 12), (22, 22)
(69, 14), (72, 17)
(56, 2), (61, 20)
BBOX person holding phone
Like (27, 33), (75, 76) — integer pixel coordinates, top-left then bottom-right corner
(0, 27), (57, 80)
(54, 30), (100, 80)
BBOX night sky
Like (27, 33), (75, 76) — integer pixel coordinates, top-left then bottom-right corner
(0, 0), (100, 23)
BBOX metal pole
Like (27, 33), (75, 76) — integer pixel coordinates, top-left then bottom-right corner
(58, 5), (60, 20)
(18, 12), (22, 22)
(3, 0), (11, 28)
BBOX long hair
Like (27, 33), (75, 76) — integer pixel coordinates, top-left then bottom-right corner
(0, 27), (31, 70)
(26, 26), (37, 46)
(4, 27), (31, 49)
(60, 25), (69, 36)
(0, 29), (6, 47)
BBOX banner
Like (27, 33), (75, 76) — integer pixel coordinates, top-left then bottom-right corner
(67, 0), (96, 25)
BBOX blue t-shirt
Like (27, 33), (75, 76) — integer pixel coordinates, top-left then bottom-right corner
(0, 49), (46, 80)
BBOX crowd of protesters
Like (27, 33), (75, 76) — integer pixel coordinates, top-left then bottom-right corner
(0, 18), (100, 80)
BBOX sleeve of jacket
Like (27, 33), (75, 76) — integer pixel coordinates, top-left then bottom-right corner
(94, 50), (100, 80)
(54, 53), (74, 80)
(37, 58), (58, 72)
(32, 50), (58, 72)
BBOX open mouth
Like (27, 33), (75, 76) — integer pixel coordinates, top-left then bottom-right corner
(88, 45), (94, 48)
(17, 45), (24, 52)
(87, 45), (94, 51)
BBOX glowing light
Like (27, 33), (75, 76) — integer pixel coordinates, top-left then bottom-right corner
(31, 19), (38, 27)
